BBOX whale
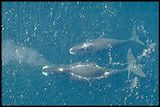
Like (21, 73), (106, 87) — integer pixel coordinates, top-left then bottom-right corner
(42, 48), (146, 80)
(69, 24), (144, 55)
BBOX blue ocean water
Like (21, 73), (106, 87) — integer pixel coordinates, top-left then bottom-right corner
(2, 2), (159, 105)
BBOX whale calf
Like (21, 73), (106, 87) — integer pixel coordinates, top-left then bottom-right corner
(42, 48), (146, 80)
(69, 24), (144, 55)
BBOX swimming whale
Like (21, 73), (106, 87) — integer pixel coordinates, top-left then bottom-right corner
(42, 48), (146, 80)
(69, 24), (144, 55)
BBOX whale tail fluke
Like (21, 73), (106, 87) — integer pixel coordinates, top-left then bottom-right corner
(127, 48), (146, 77)
(129, 24), (144, 46)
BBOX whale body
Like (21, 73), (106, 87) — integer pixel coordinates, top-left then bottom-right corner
(42, 63), (109, 80)
(69, 24), (144, 55)
(42, 48), (146, 80)
(69, 38), (128, 55)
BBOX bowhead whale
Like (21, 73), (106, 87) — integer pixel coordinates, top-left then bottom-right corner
(69, 24), (144, 55)
(42, 48), (146, 80)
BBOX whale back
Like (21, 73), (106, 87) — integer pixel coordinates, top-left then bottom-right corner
(69, 63), (105, 78)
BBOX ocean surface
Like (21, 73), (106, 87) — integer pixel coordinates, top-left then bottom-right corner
(2, 2), (159, 105)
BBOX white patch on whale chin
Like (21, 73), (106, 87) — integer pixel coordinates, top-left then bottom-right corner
(69, 48), (75, 54)
(58, 67), (64, 72)
(42, 72), (48, 76)
(42, 65), (49, 69)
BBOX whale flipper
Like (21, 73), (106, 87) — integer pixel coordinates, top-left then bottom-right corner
(127, 48), (146, 77)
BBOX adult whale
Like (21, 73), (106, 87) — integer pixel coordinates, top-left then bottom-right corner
(69, 24), (144, 55)
(42, 48), (146, 80)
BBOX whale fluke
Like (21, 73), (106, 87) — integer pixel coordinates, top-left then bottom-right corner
(127, 48), (146, 77)
(129, 24), (144, 46)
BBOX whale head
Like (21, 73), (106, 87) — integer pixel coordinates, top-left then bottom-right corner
(42, 65), (66, 76)
(69, 42), (94, 55)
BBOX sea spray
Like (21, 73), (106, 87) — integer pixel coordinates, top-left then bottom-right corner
(2, 39), (49, 67)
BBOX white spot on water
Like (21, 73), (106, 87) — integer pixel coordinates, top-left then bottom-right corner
(130, 77), (139, 89)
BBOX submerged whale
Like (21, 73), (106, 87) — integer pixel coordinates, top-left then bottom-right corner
(69, 24), (144, 55)
(42, 48), (146, 80)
